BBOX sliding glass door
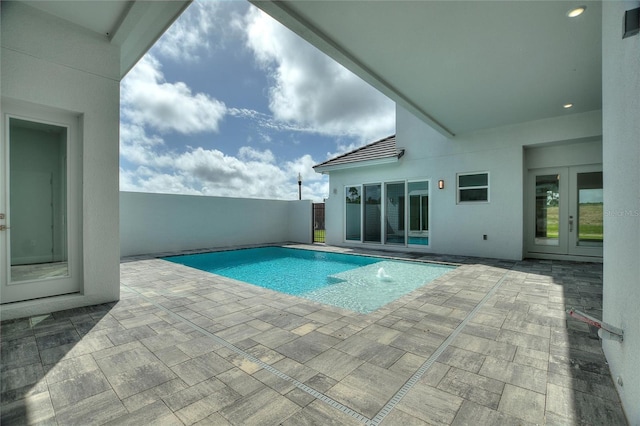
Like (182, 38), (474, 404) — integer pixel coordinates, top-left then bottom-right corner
(344, 180), (430, 247)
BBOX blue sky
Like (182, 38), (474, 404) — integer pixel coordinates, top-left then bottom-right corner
(119, 0), (395, 202)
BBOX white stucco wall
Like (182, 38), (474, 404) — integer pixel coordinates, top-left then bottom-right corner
(120, 192), (312, 257)
(602, 1), (640, 423)
(324, 107), (602, 260)
(1, 3), (121, 318)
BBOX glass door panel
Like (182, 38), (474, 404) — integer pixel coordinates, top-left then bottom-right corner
(385, 183), (405, 245)
(9, 119), (69, 282)
(345, 186), (361, 241)
(363, 184), (381, 243)
(534, 174), (560, 246)
(408, 181), (429, 246)
(576, 171), (603, 247)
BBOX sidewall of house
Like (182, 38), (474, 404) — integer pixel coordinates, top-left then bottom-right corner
(325, 106), (602, 261)
(602, 1), (640, 423)
(1, 3), (121, 318)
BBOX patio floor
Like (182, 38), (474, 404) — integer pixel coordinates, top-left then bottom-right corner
(1, 245), (628, 425)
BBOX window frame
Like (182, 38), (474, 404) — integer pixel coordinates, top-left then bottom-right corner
(457, 171), (490, 204)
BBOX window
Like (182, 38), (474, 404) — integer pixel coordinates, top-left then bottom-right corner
(457, 172), (489, 203)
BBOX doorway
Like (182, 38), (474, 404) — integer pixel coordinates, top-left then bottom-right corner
(526, 165), (603, 259)
(1, 111), (81, 303)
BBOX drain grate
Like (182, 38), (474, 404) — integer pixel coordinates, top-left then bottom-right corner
(122, 284), (372, 424)
(122, 264), (512, 425)
(369, 268), (512, 425)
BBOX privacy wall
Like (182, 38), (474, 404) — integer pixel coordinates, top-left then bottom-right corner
(120, 192), (313, 257)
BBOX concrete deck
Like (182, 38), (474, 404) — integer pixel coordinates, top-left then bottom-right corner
(1, 245), (628, 425)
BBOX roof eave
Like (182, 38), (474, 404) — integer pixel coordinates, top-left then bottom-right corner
(313, 154), (402, 174)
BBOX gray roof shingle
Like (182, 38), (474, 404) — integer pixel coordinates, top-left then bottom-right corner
(313, 135), (403, 172)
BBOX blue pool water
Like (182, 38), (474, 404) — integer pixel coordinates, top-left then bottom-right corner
(164, 247), (455, 313)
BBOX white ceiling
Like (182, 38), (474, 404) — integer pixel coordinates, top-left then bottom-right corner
(23, 1), (132, 37)
(252, 1), (602, 137)
(20, 0), (191, 77)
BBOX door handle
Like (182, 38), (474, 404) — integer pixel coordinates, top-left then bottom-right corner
(569, 216), (573, 232)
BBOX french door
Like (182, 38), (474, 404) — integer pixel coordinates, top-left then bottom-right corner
(1, 106), (81, 304)
(526, 165), (603, 258)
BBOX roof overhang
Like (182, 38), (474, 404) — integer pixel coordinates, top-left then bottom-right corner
(314, 151), (404, 174)
(21, 0), (192, 78)
(251, 1), (602, 138)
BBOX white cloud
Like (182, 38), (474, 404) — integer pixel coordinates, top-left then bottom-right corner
(120, 126), (328, 201)
(121, 55), (226, 134)
(152, 0), (238, 62)
(242, 7), (395, 142)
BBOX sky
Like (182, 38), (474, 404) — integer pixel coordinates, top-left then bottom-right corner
(119, 0), (396, 202)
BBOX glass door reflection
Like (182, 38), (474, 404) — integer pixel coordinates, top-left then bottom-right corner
(9, 118), (69, 282)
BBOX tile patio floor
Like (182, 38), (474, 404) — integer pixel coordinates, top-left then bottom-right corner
(1, 245), (628, 425)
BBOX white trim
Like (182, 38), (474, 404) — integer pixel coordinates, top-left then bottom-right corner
(1, 104), (82, 304)
(314, 155), (401, 174)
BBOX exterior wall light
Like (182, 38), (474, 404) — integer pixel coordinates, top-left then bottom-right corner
(438, 180), (445, 189)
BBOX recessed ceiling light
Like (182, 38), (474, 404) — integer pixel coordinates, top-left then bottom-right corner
(564, 103), (574, 109)
(567, 6), (586, 18)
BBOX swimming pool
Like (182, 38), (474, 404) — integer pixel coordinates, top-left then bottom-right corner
(164, 247), (455, 313)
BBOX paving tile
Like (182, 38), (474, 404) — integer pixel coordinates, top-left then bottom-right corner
(356, 323), (404, 344)
(513, 346), (548, 371)
(1, 363), (44, 394)
(436, 345), (486, 373)
(48, 369), (112, 409)
(306, 348), (363, 381)
(174, 386), (241, 425)
(452, 333), (517, 361)
(103, 400), (182, 426)
(218, 387), (300, 426)
(275, 332), (340, 363)
(171, 351), (234, 386)
(394, 381), (463, 425)
(389, 352), (427, 377)
(281, 399), (365, 426)
(121, 378), (189, 412)
(437, 367), (504, 410)
(216, 367), (266, 397)
(250, 327), (299, 348)
(108, 361), (178, 399)
(0, 390), (55, 425)
(54, 390), (128, 425)
(334, 335), (405, 368)
(496, 328), (550, 352)
(451, 399), (537, 426)
(326, 362), (406, 418)
(546, 382), (627, 424)
(479, 356), (547, 393)
(498, 384), (545, 424)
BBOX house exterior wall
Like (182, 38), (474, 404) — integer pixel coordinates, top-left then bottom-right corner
(1, 3), (121, 319)
(120, 192), (312, 257)
(324, 106), (602, 260)
(602, 1), (640, 423)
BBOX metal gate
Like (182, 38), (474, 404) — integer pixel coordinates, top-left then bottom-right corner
(313, 203), (325, 243)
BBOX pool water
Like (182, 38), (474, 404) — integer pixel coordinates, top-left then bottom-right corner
(164, 247), (455, 314)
